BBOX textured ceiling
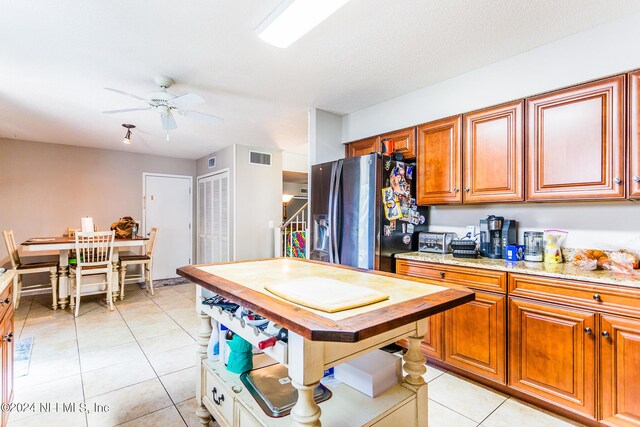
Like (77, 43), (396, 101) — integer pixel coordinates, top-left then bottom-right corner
(2, 0), (640, 159)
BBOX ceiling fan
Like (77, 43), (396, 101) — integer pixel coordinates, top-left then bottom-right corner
(102, 76), (223, 131)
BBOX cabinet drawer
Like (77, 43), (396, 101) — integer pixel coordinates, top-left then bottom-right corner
(381, 127), (416, 159)
(396, 260), (506, 292)
(203, 366), (234, 426)
(509, 273), (640, 317)
(0, 283), (13, 321)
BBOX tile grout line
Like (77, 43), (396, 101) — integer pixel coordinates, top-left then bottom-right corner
(72, 307), (90, 427)
(475, 395), (510, 426)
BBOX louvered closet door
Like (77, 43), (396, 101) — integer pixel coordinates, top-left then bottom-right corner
(197, 171), (230, 264)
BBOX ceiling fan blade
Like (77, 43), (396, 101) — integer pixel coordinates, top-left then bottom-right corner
(160, 112), (177, 131)
(102, 107), (150, 114)
(105, 87), (148, 101)
(170, 93), (205, 108)
(180, 109), (224, 125)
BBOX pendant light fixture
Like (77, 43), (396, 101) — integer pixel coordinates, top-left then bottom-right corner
(121, 124), (135, 144)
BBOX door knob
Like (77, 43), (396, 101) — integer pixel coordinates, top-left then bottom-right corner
(602, 331), (611, 338)
(634, 176), (640, 183)
(454, 188), (460, 193)
(593, 294), (602, 302)
(439, 271), (446, 279)
(584, 327), (592, 334)
(464, 187), (470, 192)
(613, 178), (622, 185)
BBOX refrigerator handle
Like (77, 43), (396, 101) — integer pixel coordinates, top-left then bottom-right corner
(332, 160), (343, 264)
(327, 162), (337, 264)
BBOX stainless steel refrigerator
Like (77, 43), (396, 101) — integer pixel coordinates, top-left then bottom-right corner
(309, 153), (428, 273)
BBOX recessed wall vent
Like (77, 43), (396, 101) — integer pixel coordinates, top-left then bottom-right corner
(208, 156), (216, 169)
(249, 150), (272, 166)
(300, 188), (308, 195)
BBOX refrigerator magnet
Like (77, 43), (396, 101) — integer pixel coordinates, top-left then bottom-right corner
(419, 215), (426, 224)
(402, 223), (407, 233)
(384, 201), (402, 221)
(406, 165), (414, 180)
(381, 187), (395, 204)
(402, 235), (411, 245)
(383, 225), (392, 237)
(384, 159), (392, 171)
(407, 224), (415, 234)
(389, 220), (396, 230)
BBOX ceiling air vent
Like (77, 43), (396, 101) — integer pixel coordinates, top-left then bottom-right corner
(300, 188), (308, 195)
(208, 156), (216, 169)
(249, 150), (272, 166)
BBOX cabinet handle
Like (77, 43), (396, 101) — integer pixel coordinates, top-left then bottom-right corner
(613, 178), (622, 185)
(454, 188), (460, 193)
(212, 387), (225, 406)
(593, 294), (602, 302)
(439, 271), (445, 279)
(602, 331), (611, 339)
(3, 332), (13, 343)
(584, 327), (592, 334)
(464, 187), (470, 192)
(634, 175), (640, 183)
(4, 298), (9, 304)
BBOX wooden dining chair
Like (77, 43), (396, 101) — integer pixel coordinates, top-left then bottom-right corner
(119, 227), (158, 298)
(2, 230), (59, 310)
(69, 230), (115, 317)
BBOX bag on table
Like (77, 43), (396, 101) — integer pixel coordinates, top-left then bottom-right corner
(110, 216), (137, 239)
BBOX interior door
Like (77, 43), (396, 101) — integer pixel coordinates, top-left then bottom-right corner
(197, 171), (230, 264)
(144, 174), (192, 279)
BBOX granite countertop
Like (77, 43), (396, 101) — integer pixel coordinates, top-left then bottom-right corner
(0, 270), (15, 295)
(395, 252), (640, 289)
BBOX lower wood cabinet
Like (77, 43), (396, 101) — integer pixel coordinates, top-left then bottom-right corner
(421, 313), (443, 361)
(0, 282), (14, 427)
(444, 291), (506, 383)
(600, 314), (640, 426)
(508, 297), (597, 419)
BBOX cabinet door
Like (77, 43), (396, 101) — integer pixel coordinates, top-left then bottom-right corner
(526, 75), (625, 201)
(600, 314), (640, 426)
(416, 116), (462, 204)
(508, 298), (596, 418)
(444, 291), (506, 383)
(381, 127), (416, 159)
(422, 313), (443, 361)
(463, 101), (524, 203)
(629, 71), (640, 199)
(345, 137), (380, 158)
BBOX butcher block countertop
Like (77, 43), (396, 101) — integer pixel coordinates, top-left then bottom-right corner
(395, 252), (640, 288)
(177, 258), (474, 343)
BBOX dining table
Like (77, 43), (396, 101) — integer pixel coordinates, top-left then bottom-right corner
(21, 236), (148, 309)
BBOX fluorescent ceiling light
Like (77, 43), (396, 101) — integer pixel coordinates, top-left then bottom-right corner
(257, 0), (351, 48)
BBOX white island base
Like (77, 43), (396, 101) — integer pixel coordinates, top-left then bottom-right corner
(194, 307), (428, 427)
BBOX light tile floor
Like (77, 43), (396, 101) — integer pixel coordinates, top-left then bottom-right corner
(9, 282), (584, 427)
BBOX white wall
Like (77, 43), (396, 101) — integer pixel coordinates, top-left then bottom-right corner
(283, 182), (307, 197)
(235, 145), (282, 261)
(340, 12), (640, 251)
(308, 108), (344, 167)
(282, 151), (308, 173)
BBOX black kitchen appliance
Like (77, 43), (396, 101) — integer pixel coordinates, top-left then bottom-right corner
(479, 215), (517, 259)
(310, 153), (428, 273)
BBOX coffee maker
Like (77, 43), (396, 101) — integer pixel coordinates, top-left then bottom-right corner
(479, 215), (517, 259)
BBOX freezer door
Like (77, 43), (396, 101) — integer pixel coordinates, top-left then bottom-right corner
(338, 154), (378, 269)
(309, 161), (335, 263)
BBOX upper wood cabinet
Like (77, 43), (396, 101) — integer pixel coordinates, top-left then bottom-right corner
(629, 71), (640, 200)
(508, 297), (596, 419)
(463, 101), (524, 203)
(380, 127), (416, 159)
(417, 116), (462, 205)
(344, 136), (380, 158)
(526, 75), (626, 201)
(599, 314), (640, 426)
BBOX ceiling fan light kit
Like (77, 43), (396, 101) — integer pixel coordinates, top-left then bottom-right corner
(103, 76), (223, 132)
(257, 0), (351, 48)
(121, 124), (135, 144)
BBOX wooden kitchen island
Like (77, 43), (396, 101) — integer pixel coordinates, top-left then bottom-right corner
(177, 258), (474, 427)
